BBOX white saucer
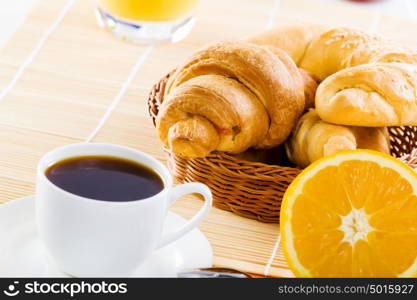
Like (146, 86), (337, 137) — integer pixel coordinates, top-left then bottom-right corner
(0, 196), (213, 277)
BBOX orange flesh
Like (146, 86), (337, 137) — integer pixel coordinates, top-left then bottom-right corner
(290, 159), (417, 277)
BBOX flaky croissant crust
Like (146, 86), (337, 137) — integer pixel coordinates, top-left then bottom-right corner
(157, 75), (269, 158)
(286, 110), (391, 168)
(157, 41), (306, 158)
(300, 27), (417, 81)
(165, 41), (305, 147)
(316, 63), (417, 126)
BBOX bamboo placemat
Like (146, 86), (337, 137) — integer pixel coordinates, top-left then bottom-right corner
(1, 0), (417, 277)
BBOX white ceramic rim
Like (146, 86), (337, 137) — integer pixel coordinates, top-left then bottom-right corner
(37, 142), (173, 206)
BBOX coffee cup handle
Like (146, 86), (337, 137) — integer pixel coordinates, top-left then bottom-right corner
(156, 183), (212, 249)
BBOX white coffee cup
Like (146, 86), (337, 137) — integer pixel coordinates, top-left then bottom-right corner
(35, 143), (212, 277)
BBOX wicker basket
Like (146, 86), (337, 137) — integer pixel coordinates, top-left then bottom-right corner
(148, 72), (417, 223)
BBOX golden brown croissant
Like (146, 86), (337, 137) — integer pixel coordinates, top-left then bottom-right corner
(157, 75), (269, 158)
(247, 23), (327, 64)
(247, 25), (322, 108)
(158, 41), (306, 158)
(316, 63), (417, 127)
(300, 27), (417, 81)
(286, 110), (391, 168)
(265, 46), (318, 109)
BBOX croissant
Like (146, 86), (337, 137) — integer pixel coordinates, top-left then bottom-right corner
(247, 24), (322, 108)
(316, 63), (417, 126)
(247, 23), (327, 64)
(300, 27), (417, 81)
(286, 110), (391, 168)
(158, 41), (306, 158)
(157, 75), (269, 158)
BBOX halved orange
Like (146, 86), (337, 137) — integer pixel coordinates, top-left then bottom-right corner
(281, 150), (417, 277)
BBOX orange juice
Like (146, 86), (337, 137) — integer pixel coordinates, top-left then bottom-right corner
(97, 0), (198, 22)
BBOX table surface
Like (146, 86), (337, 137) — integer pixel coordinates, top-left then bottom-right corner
(1, 0), (416, 48)
(1, 0), (417, 278)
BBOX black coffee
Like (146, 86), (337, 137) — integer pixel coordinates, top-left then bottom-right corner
(45, 156), (164, 202)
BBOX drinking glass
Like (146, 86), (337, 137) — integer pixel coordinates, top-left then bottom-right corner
(96, 0), (198, 44)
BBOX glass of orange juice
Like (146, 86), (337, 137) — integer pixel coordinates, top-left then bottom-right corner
(96, 0), (198, 44)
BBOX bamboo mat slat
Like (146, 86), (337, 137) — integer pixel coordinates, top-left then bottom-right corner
(1, 0), (417, 277)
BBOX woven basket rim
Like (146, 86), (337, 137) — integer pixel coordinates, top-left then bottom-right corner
(165, 148), (301, 181)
